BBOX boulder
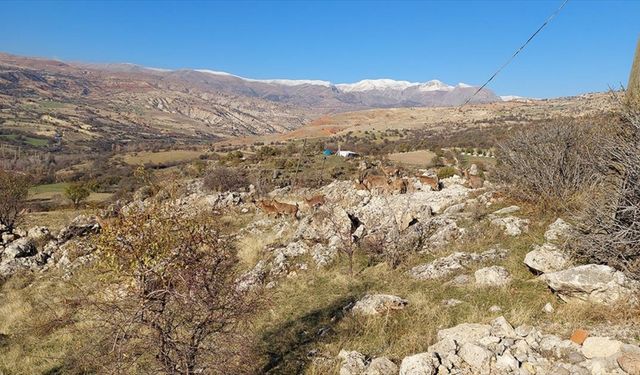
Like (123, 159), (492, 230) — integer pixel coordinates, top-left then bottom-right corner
(475, 266), (511, 287)
(352, 294), (408, 316)
(2, 237), (36, 260)
(436, 323), (491, 344)
(365, 357), (398, 375)
(399, 352), (438, 375)
(57, 215), (101, 242)
(27, 226), (50, 241)
(338, 350), (367, 375)
(458, 342), (492, 371)
(581, 337), (623, 359)
(524, 244), (570, 274)
(495, 350), (519, 372)
(490, 316), (517, 338)
(541, 264), (640, 305)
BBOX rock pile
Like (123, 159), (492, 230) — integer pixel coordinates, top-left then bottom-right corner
(338, 316), (640, 374)
(0, 215), (101, 277)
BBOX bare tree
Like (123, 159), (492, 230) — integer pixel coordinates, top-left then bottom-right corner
(0, 169), (30, 232)
(82, 205), (261, 374)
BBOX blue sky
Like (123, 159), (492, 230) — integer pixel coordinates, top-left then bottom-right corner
(1, 0), (638, 98)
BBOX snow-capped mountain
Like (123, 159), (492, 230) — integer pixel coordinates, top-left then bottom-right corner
(81, 62), (500, 109)
(174, 69), (499, 108)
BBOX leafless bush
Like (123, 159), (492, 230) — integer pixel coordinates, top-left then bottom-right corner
(203, 166), (249, 192)
(496, 121), (605, 207)
(571, 99), (640, 278)
(81, 205), (261, 374)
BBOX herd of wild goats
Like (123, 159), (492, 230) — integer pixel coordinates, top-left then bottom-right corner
(255, 164), (484, 220)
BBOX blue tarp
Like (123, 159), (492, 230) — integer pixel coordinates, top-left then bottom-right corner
(323, 149), (333, 156)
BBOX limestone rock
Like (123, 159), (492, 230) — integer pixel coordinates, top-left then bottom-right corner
(475, 266), (511, 287)
(458, 342), (492, 371)
(524, 243), (570, 274)
(352, 294), (408, 316)
(2, 237), (36, 260)
(490, 215), (530, 236)
(582, 337), (623, 359)
(365, 357), (398, 375)
(409, 247), (506, 280)
(544, 218), (573, 243)
(338, 350), (367, 375)
(399, 352), (438, 375)
(490, 316), (517, 338)
(437, 323), (491, 344)
(541, 264), (640, 305)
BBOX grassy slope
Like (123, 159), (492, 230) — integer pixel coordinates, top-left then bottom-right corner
(2, 199), (639, 374)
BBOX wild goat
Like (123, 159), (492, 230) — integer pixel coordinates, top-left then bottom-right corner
(417, 175), (440, 191)
(363, 175), (390, 193)
(257, 199), (298, 219)
(256, 199), (279, 216)
(390, 178), (408, 194)
(462, 169), (485, 189)
(381, 166), (400, 178)
(271, 199), (299, 219)
(304, 194), (326, 208)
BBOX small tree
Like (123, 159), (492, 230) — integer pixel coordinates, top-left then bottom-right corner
(81, 206), (261, 374)
(64, 182), (91, 208)
(0, 169), (30, 231)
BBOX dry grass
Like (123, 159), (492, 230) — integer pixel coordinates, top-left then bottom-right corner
(387, 150), (436, 167)
(22, 208), (94, 232)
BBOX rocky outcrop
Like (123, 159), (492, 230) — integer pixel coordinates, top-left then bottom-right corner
(541, 264), (640, 305)
(0, 216), (101, 278)
(409, 247), (507, 280)
(390, 316), (640, 374)
(351, 294), (409, 316)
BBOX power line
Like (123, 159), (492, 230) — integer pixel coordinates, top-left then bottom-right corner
(462, 0), (570, 106)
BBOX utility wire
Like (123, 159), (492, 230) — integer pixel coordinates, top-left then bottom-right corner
(462, 0), (570, 106)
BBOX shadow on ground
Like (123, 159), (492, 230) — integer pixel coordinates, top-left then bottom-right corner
(262, 294), (360, 374)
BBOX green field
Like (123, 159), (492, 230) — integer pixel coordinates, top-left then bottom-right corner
(0, 134), (49, 147)
(29, 183), (112, 203)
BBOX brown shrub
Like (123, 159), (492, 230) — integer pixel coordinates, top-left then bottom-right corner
(571, 100), (640, 279)
(80, 206), (262, 374)
(495, 121), (605, 208)
(203, 166), (249, 192)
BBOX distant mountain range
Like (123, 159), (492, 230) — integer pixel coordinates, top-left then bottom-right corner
(0, 52), (503, 146)
(88, 62), (501, 109)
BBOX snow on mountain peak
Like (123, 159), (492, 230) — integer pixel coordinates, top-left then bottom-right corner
(336, 78), (458, 92)
(336, 79), (417, 92)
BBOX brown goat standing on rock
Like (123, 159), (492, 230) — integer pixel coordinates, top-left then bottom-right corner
(304, 194), (326, 209)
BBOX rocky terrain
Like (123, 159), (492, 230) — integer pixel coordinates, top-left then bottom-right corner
(3, 160), (639, 374)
